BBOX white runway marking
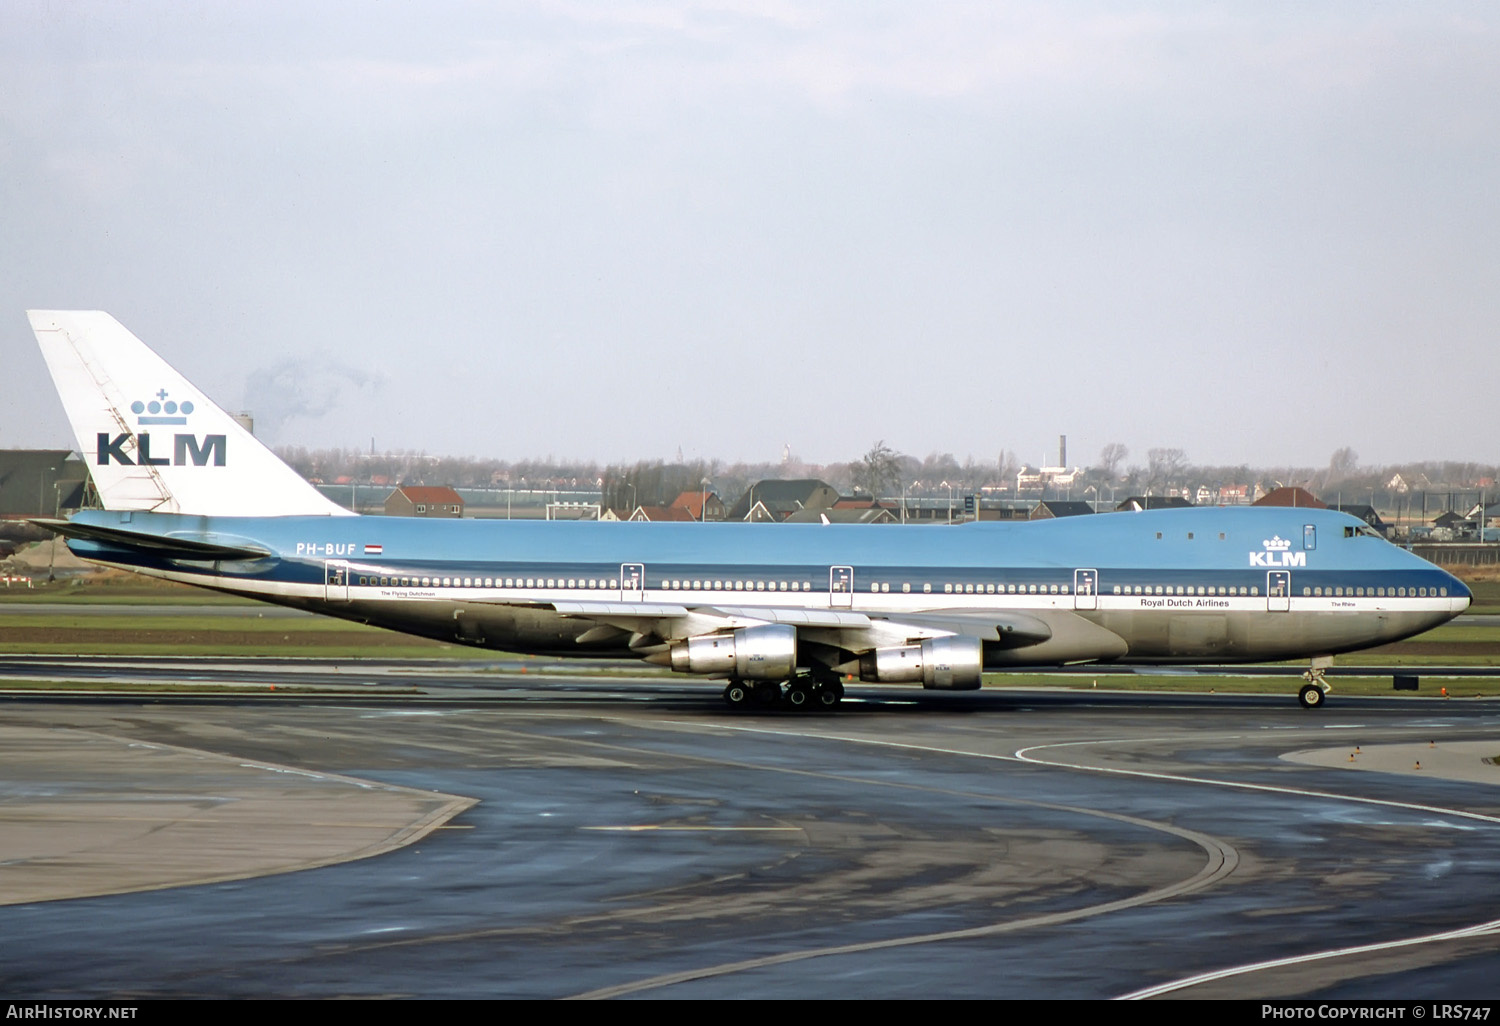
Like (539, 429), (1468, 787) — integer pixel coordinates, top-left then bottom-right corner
(1118, 918), (1500, 1000)
(699, 720), (1500, 997)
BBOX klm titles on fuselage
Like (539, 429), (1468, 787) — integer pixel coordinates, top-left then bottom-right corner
(95, 431), (226, 467)
(1250, 536), (1306, 568)
(1250, 550), (1307, 567)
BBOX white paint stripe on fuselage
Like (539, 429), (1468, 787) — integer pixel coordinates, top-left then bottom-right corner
(85, 559), (1465, 620)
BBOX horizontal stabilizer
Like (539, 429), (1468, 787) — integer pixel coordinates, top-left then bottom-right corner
(30, 518), (272, 561)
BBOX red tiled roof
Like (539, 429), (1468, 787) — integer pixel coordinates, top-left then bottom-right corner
(669, 490), (715, 517)
(631, 505), (695, 522)
(395, 486), (464, 504)
(1253, 486), (1326, 509)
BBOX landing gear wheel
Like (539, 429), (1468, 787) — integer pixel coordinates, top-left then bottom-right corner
(1298, 683), (1326, 709)
(755, 682), (783, 708)
(785, 682), (812, 710)
(723, 681), (752, 709)
(815, 686), (841, 709)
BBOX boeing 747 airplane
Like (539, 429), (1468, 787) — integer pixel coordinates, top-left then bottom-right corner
(24, 311), (1470, 709)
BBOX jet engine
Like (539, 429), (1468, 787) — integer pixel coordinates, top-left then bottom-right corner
(668, 624), (797, 680)
(857, 636), (984, 690)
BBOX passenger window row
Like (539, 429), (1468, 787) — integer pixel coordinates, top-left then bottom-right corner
(349, 576), (1084, 595)
(355, 576), (623, 589)
(1304, 586), (1447, 597)
(346, 576), (1446, 601)
(1112, 585), (1258, 596)
(660, 579), (812, 592)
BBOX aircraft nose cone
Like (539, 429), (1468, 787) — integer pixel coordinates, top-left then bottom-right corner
(1445, 570), (1472, 609)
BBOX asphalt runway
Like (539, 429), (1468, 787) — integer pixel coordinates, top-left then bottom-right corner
(2, 670), (1500, 999)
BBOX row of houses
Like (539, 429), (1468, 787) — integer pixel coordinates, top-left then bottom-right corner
(303, 480), (1500, 549)
(378, 480), (1414, 531)
(0, 451), (1486, 540)
(383, 480), (909, 523)
(1012, 466), (1256, 505)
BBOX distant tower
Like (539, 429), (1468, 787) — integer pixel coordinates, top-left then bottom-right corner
(782, 443), (791, 465)
(1059, 434), (1067, 467)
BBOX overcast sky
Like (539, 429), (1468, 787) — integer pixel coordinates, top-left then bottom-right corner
(3, 2), (1496, 471)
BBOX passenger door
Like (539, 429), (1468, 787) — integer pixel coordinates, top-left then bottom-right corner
(325, 560), (350, 603)
(1267, 570), (1290, 612)
(830, 565), (854, 608)
(620, 563), (644, 601)
(1074, 569), (1098, 611)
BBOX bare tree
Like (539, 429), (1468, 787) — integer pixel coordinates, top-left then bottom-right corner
(602, 460), (713, 510)
(1098, 443), (1129, 477)
(853, 440), (904, 497)
(1328, 447), (1359, 480)
(1147, 448), (1190, 488)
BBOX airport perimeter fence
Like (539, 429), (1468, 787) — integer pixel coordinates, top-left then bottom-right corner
(1410, 543), (1500, 567)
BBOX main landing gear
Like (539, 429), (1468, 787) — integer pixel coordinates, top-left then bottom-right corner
(723, 673), (845, 711)
(1299, 666), (1331, 709)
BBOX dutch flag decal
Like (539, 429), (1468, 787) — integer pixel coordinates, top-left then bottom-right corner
(364, 544), (383, 555)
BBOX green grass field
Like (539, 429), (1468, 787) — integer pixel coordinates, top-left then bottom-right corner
(1467, 577), (1500, 615)
(0, 576), (254, 605)
(0, 610), (481, 658)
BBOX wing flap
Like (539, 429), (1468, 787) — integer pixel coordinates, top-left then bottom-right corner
(871, 610), (1054, 645)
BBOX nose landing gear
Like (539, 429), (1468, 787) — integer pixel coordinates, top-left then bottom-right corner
(1299, 665), (1331, 709)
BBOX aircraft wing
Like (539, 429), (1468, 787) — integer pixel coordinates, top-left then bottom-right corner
(467, 596), (1126, 661)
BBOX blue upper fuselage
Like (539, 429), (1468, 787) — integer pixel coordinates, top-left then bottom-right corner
(64, 505), (1470, 602)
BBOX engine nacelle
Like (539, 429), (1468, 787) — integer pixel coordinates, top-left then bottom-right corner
(668, 623), (797, 680)
(858, 636), (983, 690)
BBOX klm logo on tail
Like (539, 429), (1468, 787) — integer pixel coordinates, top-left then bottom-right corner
(95, 388), (226, 467)
(96, 432), (225, 466)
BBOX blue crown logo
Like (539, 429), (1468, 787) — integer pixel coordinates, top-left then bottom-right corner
(130, 388), (195, 426)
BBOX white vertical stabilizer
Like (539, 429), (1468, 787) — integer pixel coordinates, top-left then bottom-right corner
(28, 310), (354, 517)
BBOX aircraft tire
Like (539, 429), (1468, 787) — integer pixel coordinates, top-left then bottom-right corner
(815, 686), (840, 709)
(785, 683), (812, 710)
(723, 682), (752, 709)
(1298, 683), (1326, 710)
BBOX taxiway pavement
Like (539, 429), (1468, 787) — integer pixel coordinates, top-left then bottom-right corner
(1, 672), (1499, 999)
